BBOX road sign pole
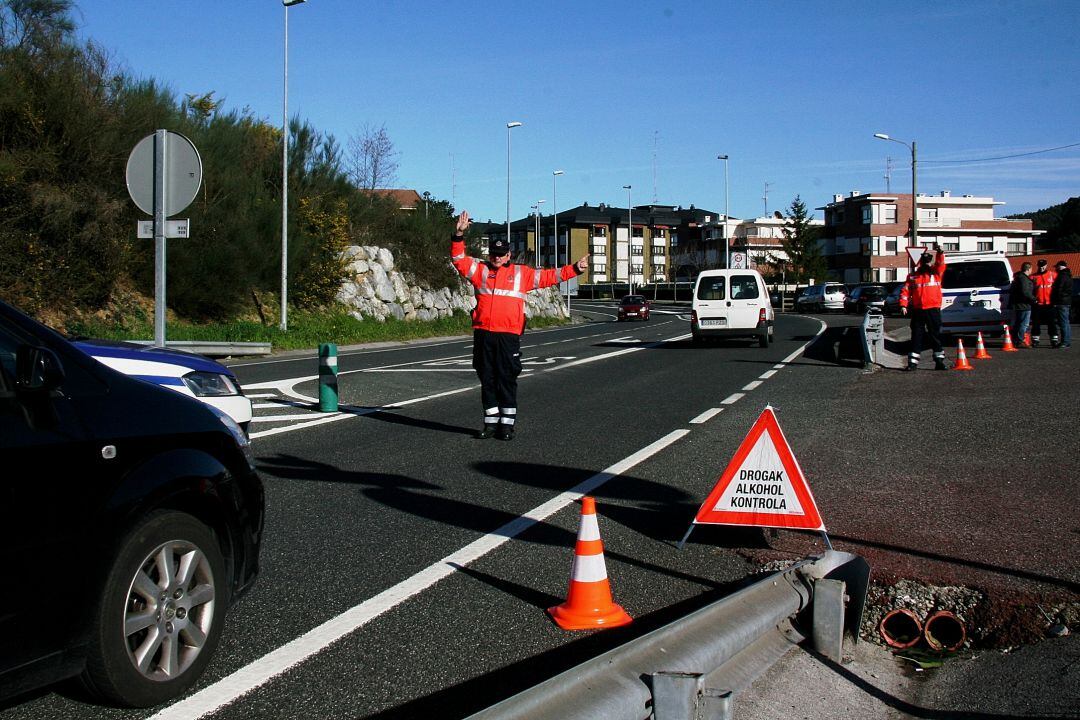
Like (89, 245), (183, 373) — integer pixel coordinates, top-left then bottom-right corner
(154, 129), (167, 348)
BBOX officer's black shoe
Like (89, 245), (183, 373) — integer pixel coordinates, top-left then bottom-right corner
(905, 363), (918, 372)
(477, 424), (497, 439)
(495, 425), (514, 441)
(934, 359), (949, 370)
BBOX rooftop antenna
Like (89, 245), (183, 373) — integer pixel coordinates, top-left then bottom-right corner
(652, 130), (659, 204)
(884, 155), (892, 194)
(450, 153), (456, 208)
(763, 181), (773, 218)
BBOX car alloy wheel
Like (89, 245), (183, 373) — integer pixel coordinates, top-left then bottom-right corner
(83, 511), (227, 707)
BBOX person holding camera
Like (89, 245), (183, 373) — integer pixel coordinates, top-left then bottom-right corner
(899, 244), (948, 371)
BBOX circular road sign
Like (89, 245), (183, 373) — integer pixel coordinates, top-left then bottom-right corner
(125, 131), (203, 216)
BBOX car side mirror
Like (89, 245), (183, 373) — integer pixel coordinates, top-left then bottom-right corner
(15, 344), (65, 393)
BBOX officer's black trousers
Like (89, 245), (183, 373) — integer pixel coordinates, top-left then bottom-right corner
(909, 307), (944, 361)
(472, 329), (522, 427)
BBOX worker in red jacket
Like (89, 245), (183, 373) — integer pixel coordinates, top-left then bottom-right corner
(1029, 258), (1057, 347)
(452, 210), (589, 440)
(899, 244), (948, 371)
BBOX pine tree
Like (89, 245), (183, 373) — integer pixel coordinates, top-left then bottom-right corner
(779, 196), (827, 284)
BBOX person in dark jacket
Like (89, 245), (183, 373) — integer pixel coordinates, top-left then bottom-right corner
(1049, 260), (1072, 349)
(1009, 262), (1035, 348)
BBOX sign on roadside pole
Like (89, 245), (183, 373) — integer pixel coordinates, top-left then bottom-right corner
(125, 130), (202, 347)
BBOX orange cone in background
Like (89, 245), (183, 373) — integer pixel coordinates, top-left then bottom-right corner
(973, 332), (992, 359)
(548, 497), (632, 631)
(1001, 324), (1018, 352)
(954, 339), (974, 371)
(1025, 330), (1033, 346)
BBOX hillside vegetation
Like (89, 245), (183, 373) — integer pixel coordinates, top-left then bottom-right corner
(1007, 196), (1080, 251)
(0, 0), (467, 331)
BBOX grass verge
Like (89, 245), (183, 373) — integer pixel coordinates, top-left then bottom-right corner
(67, 308), (571, 351)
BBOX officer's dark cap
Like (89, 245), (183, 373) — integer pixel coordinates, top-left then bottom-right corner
(489, 237), (510, 256)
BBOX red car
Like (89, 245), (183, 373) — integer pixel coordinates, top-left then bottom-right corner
(617, 294), (650, 321)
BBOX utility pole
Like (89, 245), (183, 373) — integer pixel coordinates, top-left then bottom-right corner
(885, 156), (893, 194)
(763, 182), (772, 218)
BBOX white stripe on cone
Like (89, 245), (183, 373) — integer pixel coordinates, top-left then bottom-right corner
(577, 514), (600, 541)
(569, 553), (609, 583)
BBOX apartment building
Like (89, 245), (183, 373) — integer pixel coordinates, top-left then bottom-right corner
(818, 190), (1040, 284)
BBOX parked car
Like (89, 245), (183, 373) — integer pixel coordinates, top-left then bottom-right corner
(794, 282), (847, 313)
(883, 284), (904, 316)
(844, 285), (888, 314)
(617, 294), (650, 321)
(73, 339), (253, 436)
(0, 299), (264, 707)
(690, 269), (774, 346)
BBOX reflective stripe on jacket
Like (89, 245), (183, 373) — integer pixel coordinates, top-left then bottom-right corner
(899, 252), (947, 310)
(1032, 270), (1056, 305)
(451, 237), (577, 334)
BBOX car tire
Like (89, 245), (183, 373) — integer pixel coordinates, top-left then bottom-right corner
(758, 330), (768, 348)
(81, 511), (228, 707)
(692, 333), (703, 345)
(768, 326), (775, 344)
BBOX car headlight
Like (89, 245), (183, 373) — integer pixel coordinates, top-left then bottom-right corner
(183, 371), (240, 397)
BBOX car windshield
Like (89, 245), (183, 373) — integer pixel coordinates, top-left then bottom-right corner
(621, 296), (645, 305)
(862, 287), (886, 298)
(825, 284), (844, 294)
(943, 261), (1010, 288)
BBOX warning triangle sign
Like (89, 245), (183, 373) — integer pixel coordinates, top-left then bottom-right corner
(693, 407), (825, 531)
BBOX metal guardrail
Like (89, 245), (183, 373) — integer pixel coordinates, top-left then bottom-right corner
(467, 550), (869, 720)
(129, 340), (272, 358)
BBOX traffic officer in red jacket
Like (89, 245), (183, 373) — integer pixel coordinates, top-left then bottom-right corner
(899, 244), (948, 371)
(452, 211), (589, 440)
(1030, 258), (1057, 347)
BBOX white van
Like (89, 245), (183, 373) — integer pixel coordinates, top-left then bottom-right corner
(938, 250), (1013, 335)
(691, 269), (775, 346)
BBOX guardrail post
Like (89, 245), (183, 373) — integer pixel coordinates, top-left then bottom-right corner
(652, 671), (702, 720)
(318, 342), (338, 412)
(812, 578), (846, 662)
(701, 688), (734, 720)
(860, 309), (884, 367)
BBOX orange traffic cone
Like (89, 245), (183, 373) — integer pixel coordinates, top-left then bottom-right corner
(547, 497), (632, 630)
(973, 332), (992, 359)
(954, 339), (974, 370)
(1001, 324), (1018, 352)
(1025, 330), (1033, 346)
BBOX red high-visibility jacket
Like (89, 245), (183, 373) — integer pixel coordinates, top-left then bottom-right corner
(899, 252), (947, 310)
(452, 236), (579, 334)
(1032, 269), (1056, 305)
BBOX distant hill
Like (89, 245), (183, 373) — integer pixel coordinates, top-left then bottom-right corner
(1007, 197), (1080, 251)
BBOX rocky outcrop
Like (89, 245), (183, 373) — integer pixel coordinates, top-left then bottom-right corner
(335, 245), (569, 323)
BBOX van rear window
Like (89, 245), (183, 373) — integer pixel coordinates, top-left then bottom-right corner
(942, 261), (1009, 289)
(697, 277), (725, 301)
(730, 276), (760, 299)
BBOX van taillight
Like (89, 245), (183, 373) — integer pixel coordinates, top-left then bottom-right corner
(758, 308), (766, 323)
(691, 310), (698, 323)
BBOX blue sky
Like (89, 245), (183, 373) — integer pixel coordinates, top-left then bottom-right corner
(74, 0), (1078, 221)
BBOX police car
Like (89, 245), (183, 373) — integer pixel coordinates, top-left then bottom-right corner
(73, 339), (253, 435)
(938, 250), (1014, 335)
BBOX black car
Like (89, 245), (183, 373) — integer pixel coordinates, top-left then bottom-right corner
(0, 299), (264, 707)
(844, 285), (888, 314)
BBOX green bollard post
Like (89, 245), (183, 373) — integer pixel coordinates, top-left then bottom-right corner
(318, 343), (338, 412)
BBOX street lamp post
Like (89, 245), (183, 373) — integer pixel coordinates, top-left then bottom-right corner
(535, 199), (545, 265)
(506, 121), (523, 254)
(718, 154), (730, 269)
(281, 0), (306, 332)
(874, 133), (918, 252)
(553, 170), (567, 313)
(623, 184), (633, 295)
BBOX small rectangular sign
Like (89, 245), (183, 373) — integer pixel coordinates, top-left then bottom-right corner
(137, 219), (190, 239)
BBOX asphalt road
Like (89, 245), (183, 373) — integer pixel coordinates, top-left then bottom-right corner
(4, 305), (1075, 719)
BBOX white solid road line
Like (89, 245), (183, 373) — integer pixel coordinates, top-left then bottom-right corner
(147, 429), (690, 720)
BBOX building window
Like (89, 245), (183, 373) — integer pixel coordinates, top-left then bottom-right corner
(942, 241), (959, 251)
(632, 227), (644, 238)
(862, 206), (872, 224)
(884, 205), (897, 223)
(977, 241), (992, 251)
(836, 209), (845, 224)
(631, 264), (644, 274)
(593, 262), (607, 273)
(885, 268), (897, 281)
(592, 247), (606, 256)
(631, 246), (643, 256)
(1007, 242), (1026, 254)
(885, 239), (897, 252)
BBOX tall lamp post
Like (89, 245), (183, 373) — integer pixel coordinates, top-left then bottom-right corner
(553, 170), (566, 313)
(874, 133), (918, 252)
(506, 121), (523, 254)
(718, 154), (730, 269)
(281, 0), (307, 332)
(623, 184), (633, 295)
(531, 200), (545, 266)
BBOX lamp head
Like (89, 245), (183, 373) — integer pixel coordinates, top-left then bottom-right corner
(718, 154), (729, 160)
(553, 170), (564, 176)
(507, 121), (522, 129)
(873, 133), (890, 140)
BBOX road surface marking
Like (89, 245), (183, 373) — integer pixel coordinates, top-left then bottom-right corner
(721, 393), (744, 405)
(690, 408), (723, 424)
(742, 380), (763, 392)
(758, 370), (778, 380)
(147, 429), (690, 720)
